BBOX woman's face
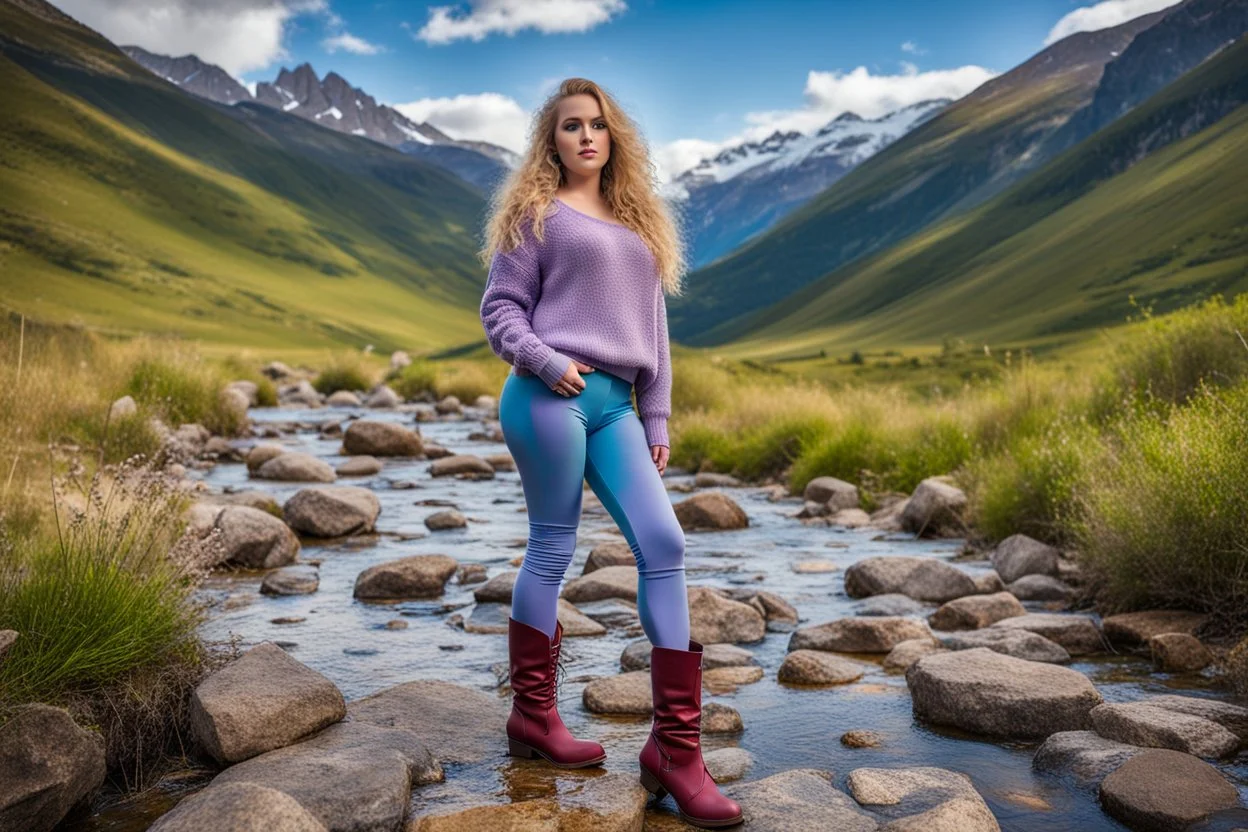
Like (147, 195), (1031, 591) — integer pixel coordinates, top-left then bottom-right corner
(553, 93), (610, 174)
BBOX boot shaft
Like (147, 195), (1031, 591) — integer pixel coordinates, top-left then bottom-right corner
(648, 639), (704, 750)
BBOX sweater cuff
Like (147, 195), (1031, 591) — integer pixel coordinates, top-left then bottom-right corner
(641, 415), (669, 448)
(536, 350), (573, 388)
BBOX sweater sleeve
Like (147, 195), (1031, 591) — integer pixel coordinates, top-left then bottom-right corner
(479, 222), (574, 389)
(634, 282), (671, 448)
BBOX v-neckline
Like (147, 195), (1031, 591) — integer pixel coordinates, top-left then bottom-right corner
(554, 197), (629, 230)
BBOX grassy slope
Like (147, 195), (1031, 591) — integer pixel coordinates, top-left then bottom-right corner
(0, 1), (489, 359)
(715, 35), (1248, 361)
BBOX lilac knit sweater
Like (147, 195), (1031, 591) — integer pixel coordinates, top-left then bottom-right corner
(479, 197), (672, 448)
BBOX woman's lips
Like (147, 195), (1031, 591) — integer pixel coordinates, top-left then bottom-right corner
(579, 149), (597, 156)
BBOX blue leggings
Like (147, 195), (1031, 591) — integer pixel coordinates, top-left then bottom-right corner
(498, 366), (690, 650)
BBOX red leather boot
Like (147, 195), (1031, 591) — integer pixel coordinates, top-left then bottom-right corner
(506, 617), (606, 768)
(639, 639), (744, 828)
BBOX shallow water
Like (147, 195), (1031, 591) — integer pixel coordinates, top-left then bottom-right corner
(65, 402), (1248, 830)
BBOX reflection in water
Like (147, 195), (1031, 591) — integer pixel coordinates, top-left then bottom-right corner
(62, 403), (1246, 830)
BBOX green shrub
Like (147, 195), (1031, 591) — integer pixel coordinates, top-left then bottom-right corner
(124, 357), (245, 436)
(389, 359), (439, 400)
(312, 352), (375, 395)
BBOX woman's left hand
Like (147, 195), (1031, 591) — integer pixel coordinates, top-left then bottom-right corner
(650, 444), (669, 475)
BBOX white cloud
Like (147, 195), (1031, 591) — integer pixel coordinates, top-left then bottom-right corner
(323, 31), (383, 54)
(1044, 0), (1183, 46)
(53, 0), (330, 76)
(414, 0), (627, 45)
(392, 92), (531, 153)
(901, 40), (926, 55)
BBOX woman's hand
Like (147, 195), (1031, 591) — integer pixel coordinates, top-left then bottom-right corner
(551, 359), (595, 396)
(651, 444), (669, 475)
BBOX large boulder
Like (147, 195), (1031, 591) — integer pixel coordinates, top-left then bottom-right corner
(928, 592), (1026, 631)
(688, 587), (766, 644)
(354, 555), (459, 600)
(847, 766), (1000, 832)
(905, 648), (1102, 739)
(899, 477), (966, 537)
(1089, 697), (1248, 759)
(282, 486), (380, 538)
(0, 704), (106, 832)
(147, 782), (327, 832)
(342, 420), (422, 456)
(211, 505), (301, 569)
(721, 769), (879, 832)
(988, 613), (1106, 656)
(1101, 610), (1210, 648)
(989, 534), (1059, 584)
(1032, 731), (1144, 785)
(189, 642), (346, 765)
(347, 680), (509, 766)
(940, 629), (1070, 664)
(803, 477), (860, 511)
(789, 617), (933, 654)
(843, 556), (977, 603)
(674, 491), (748, 531)
(1099, 749), (1240, 832)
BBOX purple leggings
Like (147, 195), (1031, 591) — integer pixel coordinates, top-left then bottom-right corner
(498, 366), (690, 649)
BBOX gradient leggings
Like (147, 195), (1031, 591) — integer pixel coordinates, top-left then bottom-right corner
(498, 366), (690, 650)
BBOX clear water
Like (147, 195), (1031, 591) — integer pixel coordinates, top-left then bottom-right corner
(64, 403), (1248, 830)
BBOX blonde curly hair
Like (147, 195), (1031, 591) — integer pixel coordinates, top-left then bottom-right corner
(477, 77), (687, 297)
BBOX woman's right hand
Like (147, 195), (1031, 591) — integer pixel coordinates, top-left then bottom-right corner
(551, 360), (595, 396)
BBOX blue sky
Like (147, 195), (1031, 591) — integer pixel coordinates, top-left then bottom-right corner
(53, 0), (1182, 180)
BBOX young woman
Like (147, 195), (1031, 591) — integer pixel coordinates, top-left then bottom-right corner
(477, 78), (743, 829)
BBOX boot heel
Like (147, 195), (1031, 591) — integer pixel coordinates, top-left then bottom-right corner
(639, 766), (668, 799)
(508, 738), (537, 758)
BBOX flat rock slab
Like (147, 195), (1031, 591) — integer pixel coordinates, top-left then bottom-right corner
(1101, 610), (1209, 648)
(347, 680), (509, 766)
(722, 769), (879, 831)
(844, 556), (977, 603)
(1099, 749), (1240, 831)
(988, 613), (1106, 656)
(406, 772), (646, 831)
(1032, 731), (1145, 785)
(148, 782), (328, 832)
(778, 650), (868, 685)
(847, 766), (1000, 832)
(790, 617), (933, 654)
(582, 671), (652, 715)
(940, 629), (1070, 664)
(261, 565), (320, 596)
(905, 648), (1102, 739)
(1090, 700), (1244, 759)
(190, 642), (346, 765)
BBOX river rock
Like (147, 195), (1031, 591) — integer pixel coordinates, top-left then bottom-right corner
(582, 671), (652, 715)
(255, 452), (336, 483)
(689, 587), (766, 644)
(212, 505), (300, 569)
(326, 390), (361, 408)
(455, 563), (487, 585)
(621, 640), (755, 672)
(283, 486), (380, 538)
(429, 455), (494, 478)
(1090, 698), (1246, 758)
(342, 420), (422, 456)
(473, 570), (517, 603)
(189, 642), (346, 765)
(940, 629), (1070, 663)
(1007, 574), (1073, 602)
(790, 617), (933, 654)
(462, 603), (509, 634)
(0, 704), (106, 832)
(778, 650), (868, 685)
(703, 665), (765, 693)
(336, 455), (381, 476)
(147, 782), (327, 832)
(721, 588), (799, 630)
(203, 489), (283, 516)
(483, 453), (515, 472)
(365, 385), (401, 408)
(1032, 731), (1145, 784)
(556, 599), (608, 636)
(882, 639), (944, 673)
(844, 556), (977, 603)
(988, 613), (1105, 656)
(989, 534), (1059, 584)
(1099, 749), (1240, 832)
(1150, 633), (1212, 672)
(246, 444), (285, 473)
(803, 477), (860, 511)
(704, 703), (744, 734)
(899, 477), (966, 537)
(582, 541), (635, 573)
(348, 680), (508, 765)
(354, 554), (458, 600)
(695, 471), (742, 488)
(261, 565), (319, 595)
(722, 769), (879, 832)
(928, 592), (1025, 631)
(1101, 610), (1210, 648)
(408, 772), (645, 832)
(905, 648), (1102, 739)
(575, 598), (638, 628)
(424, 509), (466, 531)
(674, 491), (748, 531)
(704, 748), (753, 783)
(561, 565), (638, 603)
(847, 766), (1000, 832)
(854, 594), (929, 617)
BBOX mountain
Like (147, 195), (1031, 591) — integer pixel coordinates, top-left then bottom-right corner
(669, 100), (949, 268)
(119, 45), (250, 105)
(668, 6), (1172, 343)
(121, 48), (516, 194)
(718, 30), (1248, 359)
(0, 0), (491, 355)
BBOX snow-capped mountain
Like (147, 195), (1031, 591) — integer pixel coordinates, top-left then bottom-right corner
(667, 100), (950, 268)
(121, 51), (517, 192)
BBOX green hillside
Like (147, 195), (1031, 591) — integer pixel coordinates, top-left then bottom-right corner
(710, 33), (1248, 362)
(0, 0), (489, 358)
(668, 11), (1166, 343)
